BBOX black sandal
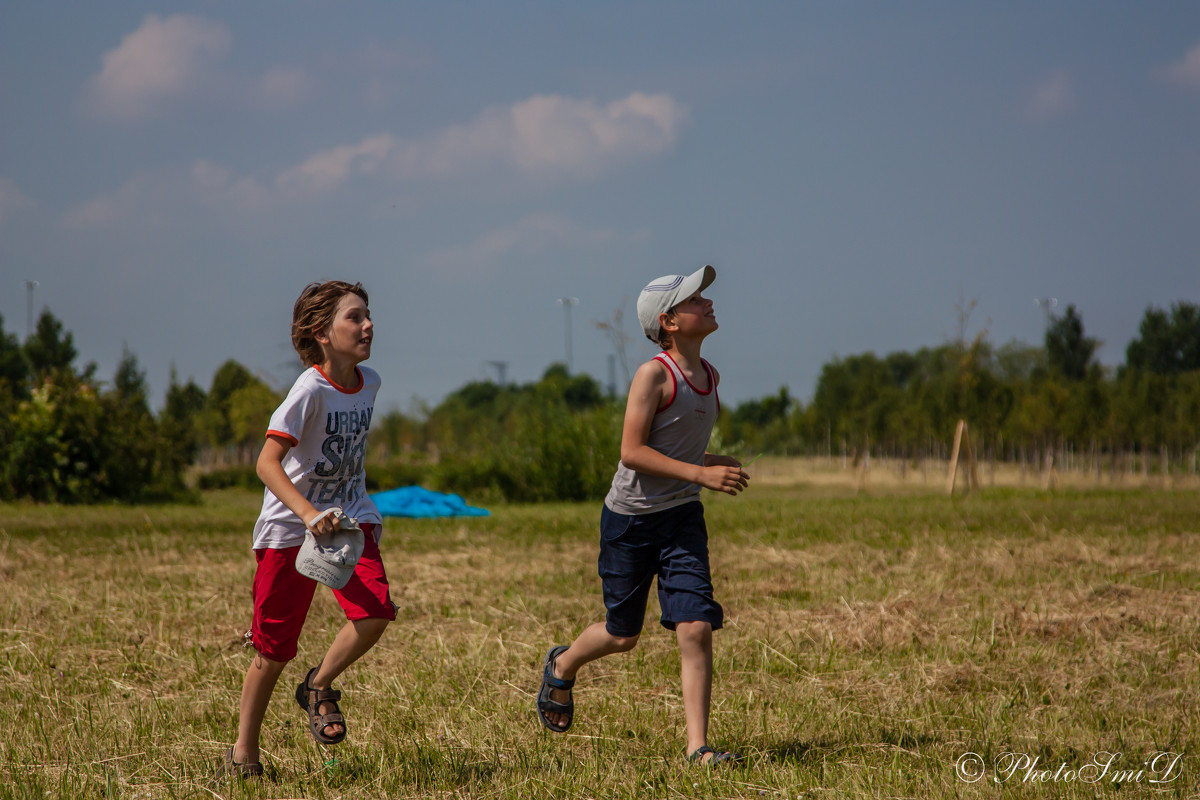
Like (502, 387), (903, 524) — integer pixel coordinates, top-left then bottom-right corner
(216, 746), (263, 780)
(295, 665), (347, 745)
(536, 645), (575, 733)
(688, 745), (744, 767)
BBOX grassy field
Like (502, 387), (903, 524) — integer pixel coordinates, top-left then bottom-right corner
(1, 464), (1197, 799)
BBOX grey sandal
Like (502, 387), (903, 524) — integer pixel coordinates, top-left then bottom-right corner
(536, 645), (575, 732)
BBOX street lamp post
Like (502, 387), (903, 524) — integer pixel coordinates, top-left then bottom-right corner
(557, 297), (579, 372)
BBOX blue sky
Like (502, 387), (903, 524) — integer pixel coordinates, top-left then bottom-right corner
(2, 2), (1197, 413)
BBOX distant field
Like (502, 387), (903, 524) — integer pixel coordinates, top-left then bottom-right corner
(1, 473), (1197, 798)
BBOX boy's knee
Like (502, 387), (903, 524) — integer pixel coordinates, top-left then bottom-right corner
(675, 620), (713, 645)
(356, 617), (391, 636)
(609, 633), (640, 652)
(250, 651), (290, 673)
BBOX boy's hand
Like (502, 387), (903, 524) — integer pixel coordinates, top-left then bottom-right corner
(697, 464), (750, 495)
(305, 507), (342, 536)
(704, 454), (744, 469)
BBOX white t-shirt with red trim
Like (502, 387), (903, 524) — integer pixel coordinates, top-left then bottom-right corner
(251, 365), (383, 550)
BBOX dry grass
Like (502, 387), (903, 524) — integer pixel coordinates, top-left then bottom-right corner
(1, 474), (1197, 799)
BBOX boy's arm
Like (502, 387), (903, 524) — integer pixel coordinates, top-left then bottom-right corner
(257, 434), (341, 535)
(619, 361), (749, 496)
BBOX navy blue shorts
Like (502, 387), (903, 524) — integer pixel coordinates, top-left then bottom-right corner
(599, 501), (724, 637)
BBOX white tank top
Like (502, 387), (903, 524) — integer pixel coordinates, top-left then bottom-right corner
(604, 353), (720, 515)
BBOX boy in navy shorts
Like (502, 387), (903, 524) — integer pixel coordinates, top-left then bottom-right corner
(536, 265), (750, 766)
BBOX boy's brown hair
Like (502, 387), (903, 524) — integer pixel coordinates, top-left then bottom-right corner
(291, 281), (369, 367)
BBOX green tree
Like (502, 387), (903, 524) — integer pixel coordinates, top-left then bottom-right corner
(1125, 302), (1200, 374)
(156, 368), (208, 492)
(228, 382), (283, 447)
(0, 313), (29, 400)
(23, 309), (78, 379)
(1045, 304), (1099, 380)
(97, 349), (158, 500)
(5, 371), (107, 502)
(200, 360), (261, 445)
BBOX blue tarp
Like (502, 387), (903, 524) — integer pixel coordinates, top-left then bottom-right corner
(370, 486), (490, 518)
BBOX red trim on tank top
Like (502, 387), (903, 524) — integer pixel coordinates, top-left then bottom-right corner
(659, 351), (712, 394)
(653, 353), (677, 412)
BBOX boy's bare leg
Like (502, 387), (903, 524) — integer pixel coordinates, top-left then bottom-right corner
(309, 617), (390, 738)
(675, 620), (714, 759)
(234, 653), (287, 764)
(543, 621), (640, 729)
(314, 617), (390, 684)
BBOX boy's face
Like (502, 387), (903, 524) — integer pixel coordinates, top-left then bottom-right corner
(320, 293), (373, 363)
(663, 291), (717, 337)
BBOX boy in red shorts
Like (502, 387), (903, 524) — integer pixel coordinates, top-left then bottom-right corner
(220, 280), (395, 779)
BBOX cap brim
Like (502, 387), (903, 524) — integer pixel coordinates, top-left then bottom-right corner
(677, 264), (716, 303)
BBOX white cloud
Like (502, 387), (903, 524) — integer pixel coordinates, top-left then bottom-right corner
(1160, 41), (1200, 89)
(277, 91), (689, 195)
(431, 92), (688, 176)
(0, 177), (34, 223)
(86, 14), (231, 120)
(1022, 70), (1075, 122)
(65, 91), (688, 225)
(276, 134), (399, 198)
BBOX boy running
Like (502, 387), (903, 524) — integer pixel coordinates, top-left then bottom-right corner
(220, 281), (395, 779)
(537, 265), (749, 766)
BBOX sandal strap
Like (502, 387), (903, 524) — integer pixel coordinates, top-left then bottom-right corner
(306, 686), (342, 705)
(543, 646), (575, 690)
(537, 696), (572, 715)
(224, 746), (264, 777)
(542, 672), (574, 691)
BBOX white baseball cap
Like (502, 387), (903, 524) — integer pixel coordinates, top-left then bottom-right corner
(294, 508), (365, 589)
(636, 265), (716, 342)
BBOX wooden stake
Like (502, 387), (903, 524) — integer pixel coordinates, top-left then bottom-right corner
(947, 419), (965, 495)
(964, 424), (980, 492)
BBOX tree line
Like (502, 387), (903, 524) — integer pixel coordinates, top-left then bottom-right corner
(1, 301), (1196, 503)
(729, 302), (1200, 477)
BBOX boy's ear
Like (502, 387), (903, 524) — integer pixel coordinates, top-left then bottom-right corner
(314, 327), (331, 345)
(659, 311), (678, 332)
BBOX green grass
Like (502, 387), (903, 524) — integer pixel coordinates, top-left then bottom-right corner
(1, 483), (1197, 798)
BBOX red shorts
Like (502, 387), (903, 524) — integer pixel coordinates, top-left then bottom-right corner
(249, 524), (396, 662)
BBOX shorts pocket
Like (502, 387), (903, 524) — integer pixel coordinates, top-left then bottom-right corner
(600, 506), (636, 543)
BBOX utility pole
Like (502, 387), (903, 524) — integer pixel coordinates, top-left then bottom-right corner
(557, 296), (579, 372)
(486, 360), (508, 386)
(25, 280), (39, 339)
(1034, 296), (1058, 329)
